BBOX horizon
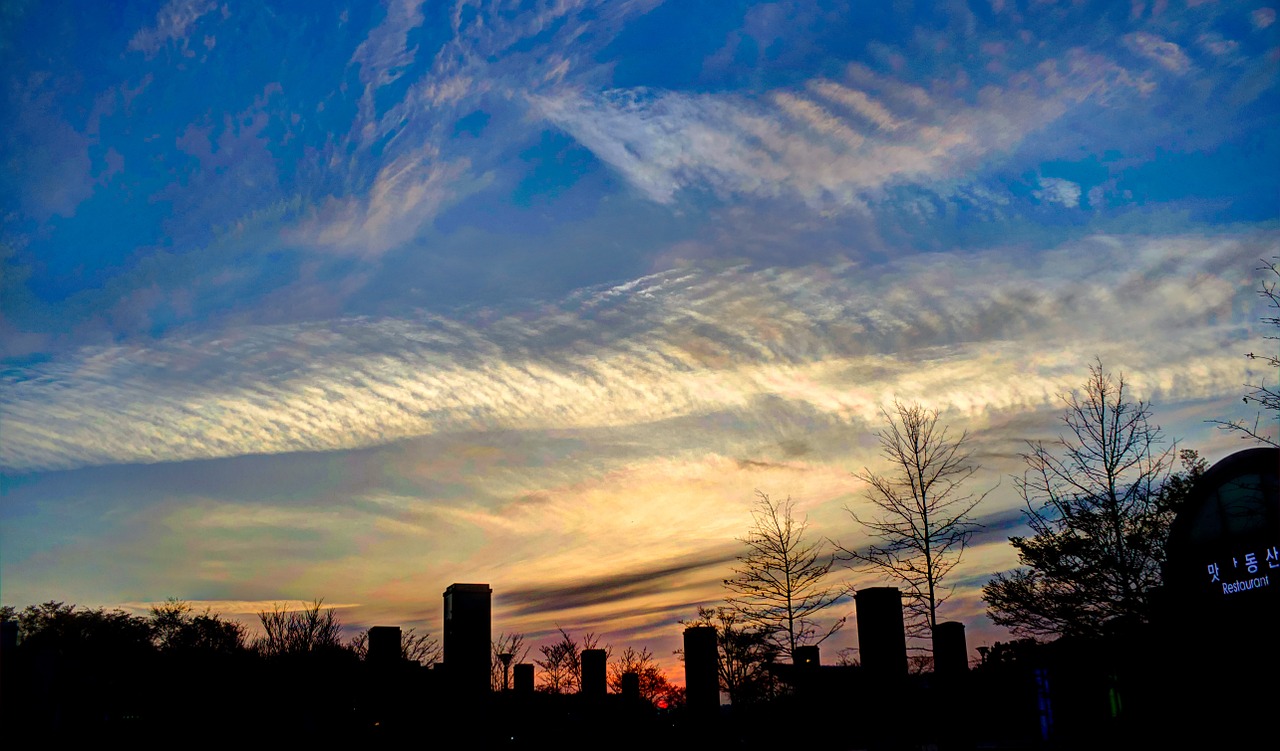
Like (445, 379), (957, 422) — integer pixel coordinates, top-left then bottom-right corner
(2, 0), (1277, 684)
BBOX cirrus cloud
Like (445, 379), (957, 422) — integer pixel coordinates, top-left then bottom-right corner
(2, 230), (1270, 473)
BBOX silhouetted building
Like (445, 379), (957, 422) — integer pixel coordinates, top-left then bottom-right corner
(683, 625), (718, 715)
(621, 671), (640, 702)
(932, 621), (968, 676)
(856, 587), (907, 679)
(1166, 447), (1280, 614)
(1160, 447), (1280, 745)
(0, 619), (15, 654)
(443, 583), (491, 693)
(368, 626), (402, 666)
(581, 648), (607, 697)
(514, 662), (535, 693)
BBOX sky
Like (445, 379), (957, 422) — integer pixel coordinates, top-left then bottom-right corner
(1, 0), (1277, 680)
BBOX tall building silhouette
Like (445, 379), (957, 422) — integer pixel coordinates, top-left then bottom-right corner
(443, 583), (491, 693)
(932, 620), (968, 676)
(367, 626), (402, 666)
(514, 662), (535, 693)
(683, 625), (719, 715)
(621, 671), (640, 702)
(581, 648), (607, 698)
(856, 587), (907, 679)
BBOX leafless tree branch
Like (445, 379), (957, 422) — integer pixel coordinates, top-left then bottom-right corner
(724, 492), (845, 661)
(837, 401), (990, 638)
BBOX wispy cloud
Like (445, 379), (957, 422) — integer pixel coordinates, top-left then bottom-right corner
(501, 551), (738, 618)
(290, 0), (657, 256)
(349, 0), (428, 141)
(117, 599), (362, 616)
(1035, 177), (1082, 208)
(1125, 32), (1192, 74)
(286, 146), (472, 256)
(809, 79), (906, 132)
(128, 0), (220, 58)
(2, 231), (1269, 472)
(531, 53), (1142, 211)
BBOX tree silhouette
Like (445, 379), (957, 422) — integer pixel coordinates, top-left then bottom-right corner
(5, 601), (158, 729)
(838, 401), (989, 638)
(150, 598), (247, 654)
(255, 600), (346, 657)
(982, 361), (1192, 637)
(248, 600), (360, 734)
(723, 492), (844, 662)
(607, 645), (682, 706)
(402, 628), (441, 665)
(535, 627), (608, 693)
(12, 600), (154, 653)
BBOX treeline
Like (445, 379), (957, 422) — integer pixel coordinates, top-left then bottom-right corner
(0, 598), (689, 741)
(1, 599), (370, 736)
(1, 598), (439, 664)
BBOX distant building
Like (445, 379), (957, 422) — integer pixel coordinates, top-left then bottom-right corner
(856, 587), (907, 679)
(1160, 447), (1279, 740)
(932, 621), (968, 676)
(621, 671), (640, 702)
(581, 648), (607, 697)
(683, 625), (719, 715)
(367, 626), (402, 666)
(443, 583), (492, 693)
(0, 619), (16, 653)
(1165, 447), (1280, 614)
(514, 662), (535, 693)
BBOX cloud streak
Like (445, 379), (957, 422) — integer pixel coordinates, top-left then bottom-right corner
(531, 52), (1146, 211)
(501, 550), (739, 618)
(1125, 32), (1192, 75)
(2, 230), (1269, 473)
(287, 147), (472, 257)
(128, 0), (220, 58)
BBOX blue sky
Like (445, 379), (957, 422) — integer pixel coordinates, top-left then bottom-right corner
(2, 0), (1277, 674)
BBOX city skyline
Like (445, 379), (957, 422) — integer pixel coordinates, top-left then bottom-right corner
(2, 0), (1277, 678)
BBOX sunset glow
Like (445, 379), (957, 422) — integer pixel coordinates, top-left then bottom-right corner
(2, 0), (1276, 682)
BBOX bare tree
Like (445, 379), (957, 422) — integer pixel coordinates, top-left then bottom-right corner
(607, 645), (682, 706)
(983, 361), (1180, 637)
(535, 627), (609, 694)
(1213, 257), (1279, 448)
(255, 600), (345, 657)
(491, 632), (530, 691)
(723, 492), (844, 662)
(535, 635), (575, 694)
(838, 401), (989, 638)
(403, 628), (442, 665)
